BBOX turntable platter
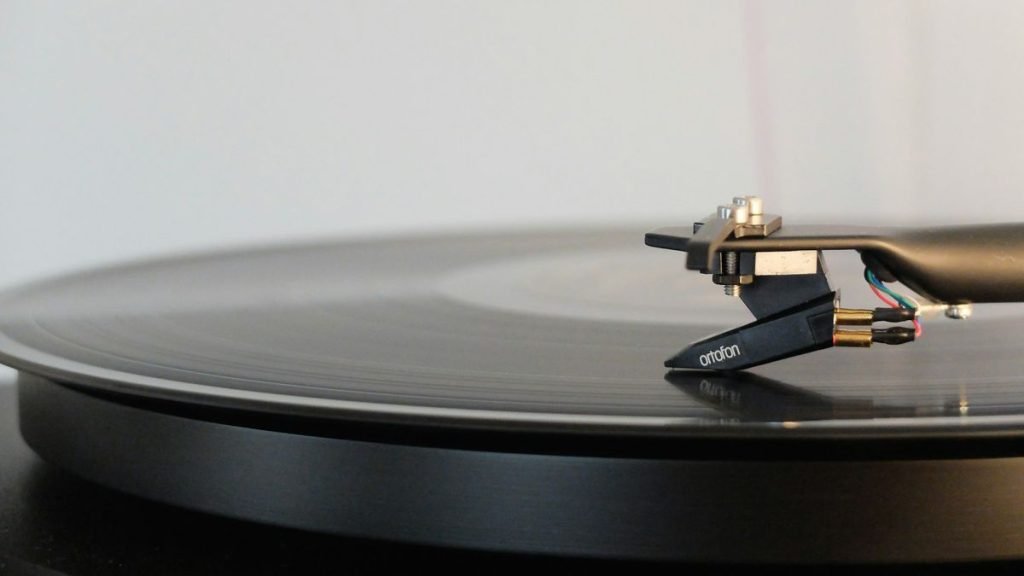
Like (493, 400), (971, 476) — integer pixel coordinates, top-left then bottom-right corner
(4, 228), (1024, 563)
(1, 228), (1022, 433)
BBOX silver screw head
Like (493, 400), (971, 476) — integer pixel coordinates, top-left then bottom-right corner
(945, 303), (973, 320)
(717, 205), (734, 220)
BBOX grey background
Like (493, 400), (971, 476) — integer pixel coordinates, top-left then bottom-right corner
(2, 0), (1024, 292)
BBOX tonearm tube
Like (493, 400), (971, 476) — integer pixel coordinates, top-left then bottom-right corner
(645, 197), (1024, 370)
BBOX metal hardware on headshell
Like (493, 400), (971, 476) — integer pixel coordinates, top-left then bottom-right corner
(645, 197), (1024, 370)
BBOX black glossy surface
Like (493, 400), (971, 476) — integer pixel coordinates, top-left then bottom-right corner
(5, 227), (1024, 568)
(17, 375), (1024, 566)
(665, 292), (836, 370)
(2, 228), (1024, 439)
(0, 379), (631, 574)
(13, 374), (1024, 570)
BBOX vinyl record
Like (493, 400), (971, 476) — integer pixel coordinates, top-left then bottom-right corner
(4, 227), (1024, 563)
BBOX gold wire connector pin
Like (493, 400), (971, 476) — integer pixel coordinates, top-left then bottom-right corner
(833, 329), (872, 347)
(835, 308), (874, 326)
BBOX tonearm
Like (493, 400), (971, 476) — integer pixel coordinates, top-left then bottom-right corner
(645, 197), (1024, 370)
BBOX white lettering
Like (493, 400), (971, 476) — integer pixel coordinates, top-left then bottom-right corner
(698, 344), (742, 367)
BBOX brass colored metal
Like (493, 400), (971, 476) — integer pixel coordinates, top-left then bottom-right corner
(835, 308), (874, 326)
(732, 214), (782, 238)
(833, 329), (873, 347)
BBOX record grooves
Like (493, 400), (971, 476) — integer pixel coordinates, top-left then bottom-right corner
(4, 228), (1024, 564)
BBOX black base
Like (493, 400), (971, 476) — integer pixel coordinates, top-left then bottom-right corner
(0, 379), (610, 574)
(18, 372), (1024, 565)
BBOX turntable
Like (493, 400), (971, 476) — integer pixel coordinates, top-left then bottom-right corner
(3, 200), (1024, 571)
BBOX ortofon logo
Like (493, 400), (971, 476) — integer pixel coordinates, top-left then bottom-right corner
(698, 344), (742, 367)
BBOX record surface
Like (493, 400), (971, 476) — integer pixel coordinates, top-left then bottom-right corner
(1, 226), (1024, 438)
(7, 227), (1024, 564)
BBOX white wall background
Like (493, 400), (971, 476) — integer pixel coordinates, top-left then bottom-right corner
(3, 1), (1024, 289)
